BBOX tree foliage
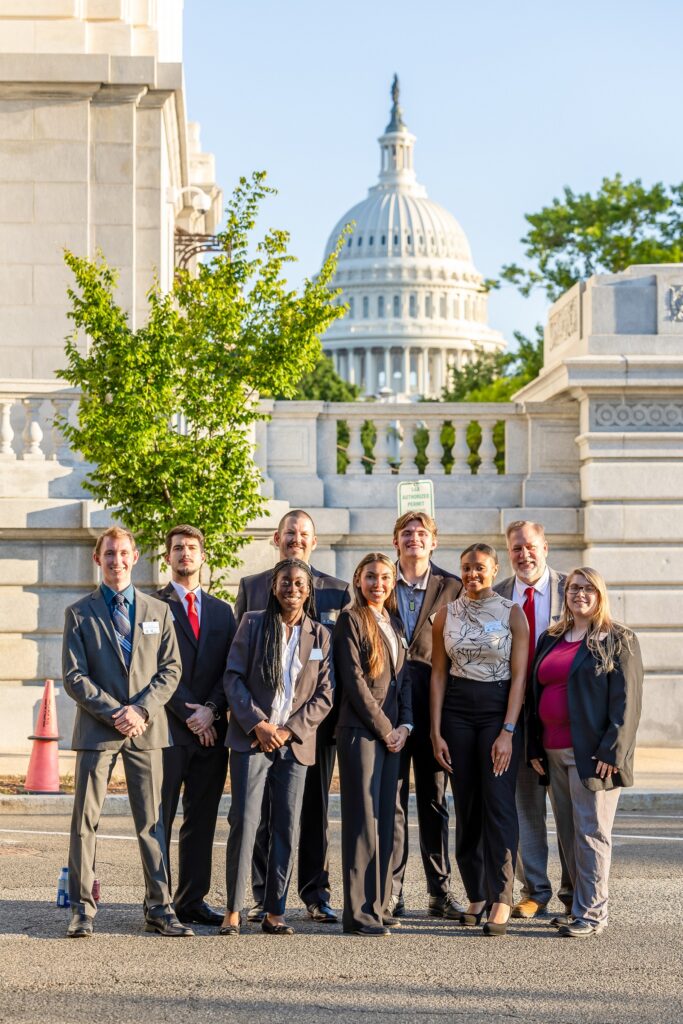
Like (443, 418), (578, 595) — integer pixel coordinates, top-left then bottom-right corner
(278, 353), (361, 402)
(500, 174), (683, 301)
(59, 172), (345, 594)
(441, 326), (544, 402)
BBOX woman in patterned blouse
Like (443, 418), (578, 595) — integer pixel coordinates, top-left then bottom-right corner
(430, 543), (529, 936)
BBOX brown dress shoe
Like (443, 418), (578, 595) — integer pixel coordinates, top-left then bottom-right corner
(511, 898), (548, 919)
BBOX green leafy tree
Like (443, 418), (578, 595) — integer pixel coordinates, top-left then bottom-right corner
(441, 326), (543, 403)
(500, 174), (683, 301)
(279, 353), (361, 402)
(59, 172), (345, 594)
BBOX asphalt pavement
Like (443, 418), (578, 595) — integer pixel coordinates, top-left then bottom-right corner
(0, 809), (681, 1024)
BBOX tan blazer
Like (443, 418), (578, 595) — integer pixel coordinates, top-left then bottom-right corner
(333, 607), (412, 740)
(223, 612), (333, 766)
(62, 587), (181, 751)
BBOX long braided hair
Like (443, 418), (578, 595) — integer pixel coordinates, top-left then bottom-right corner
(262, 558), (316, 695)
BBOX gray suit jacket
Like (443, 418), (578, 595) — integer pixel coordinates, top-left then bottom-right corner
(62, 586), (182, 751)
(494, 567), (566, 627)
(224, 612), (333, 766)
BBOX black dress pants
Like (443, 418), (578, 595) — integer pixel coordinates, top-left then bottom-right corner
(337, 726), (400, 932)
(441, 676), (521, 907)
(252, 731), (335, 908)
(392, 679), (450, 898)
(161, 741), (228, 912)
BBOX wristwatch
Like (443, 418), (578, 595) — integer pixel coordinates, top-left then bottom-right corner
(502, 722), (516, 734)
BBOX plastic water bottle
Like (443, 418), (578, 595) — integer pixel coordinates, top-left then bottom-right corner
(92, 878), (101, 903)
(56, 866), (70, 908)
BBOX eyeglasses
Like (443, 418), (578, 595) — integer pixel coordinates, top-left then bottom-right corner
(567, 584), (597, 596)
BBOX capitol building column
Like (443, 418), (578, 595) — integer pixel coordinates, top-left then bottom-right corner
(402, 348), (411, 396)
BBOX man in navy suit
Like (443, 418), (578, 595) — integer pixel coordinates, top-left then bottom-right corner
(235, 509), (350, 923)
(157, 524), (236, 926)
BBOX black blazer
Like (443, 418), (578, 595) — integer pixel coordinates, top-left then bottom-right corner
(156, 583), (237, 746)
(223, 612), (333, 766)
(397, 561), (462, 690)
(527, 628), (643, 791)
(235, 565), (351, 625)
(333, 607), (412, 740)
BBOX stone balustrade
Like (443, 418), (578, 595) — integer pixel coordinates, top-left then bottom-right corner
(0, 381), (79, 464)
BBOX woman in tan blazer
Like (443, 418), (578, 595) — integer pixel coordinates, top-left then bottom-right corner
(220, 558), (333, 936)
(334, 553), (413, 936)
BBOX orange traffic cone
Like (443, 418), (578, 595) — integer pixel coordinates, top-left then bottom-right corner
(24, 679), (62, 794)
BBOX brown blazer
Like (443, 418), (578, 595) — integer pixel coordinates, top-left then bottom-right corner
(333, 607), (412, 740)
(223, 612), (333, 766)
(399, 561), (462, 688)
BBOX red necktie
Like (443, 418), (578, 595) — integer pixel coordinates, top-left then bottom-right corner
(522, 586), (536, 683)
(185, 591), (200, 640)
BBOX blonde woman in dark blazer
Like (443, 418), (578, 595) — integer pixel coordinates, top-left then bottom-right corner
(221, 558), (333, 936)
(334, 553), (413, 936)
(527, 566), (643, 938)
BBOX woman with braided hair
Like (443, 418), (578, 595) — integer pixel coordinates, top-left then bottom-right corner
(221, 558), (333, 936)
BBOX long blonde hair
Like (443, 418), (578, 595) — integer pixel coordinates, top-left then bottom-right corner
(548, 566), (632, 674)
(351, 553), (397, 680)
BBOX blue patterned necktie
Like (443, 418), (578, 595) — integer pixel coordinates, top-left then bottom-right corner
(112, 593), (132, 667)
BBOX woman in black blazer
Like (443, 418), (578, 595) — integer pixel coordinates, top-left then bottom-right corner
(527, 566), (643, 939)
(334, 552), (413, 936)
(220, 558), (333, 936)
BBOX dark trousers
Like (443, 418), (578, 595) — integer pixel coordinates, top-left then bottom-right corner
(337, 727), (400, 932)
(69, 744), (171, 917)
(226, 746), (307, 916)
(392, 680), (450, 898)
(252, 732), (335, 908)
(441, 677), (521, 907)
(161, 741), (228, 911)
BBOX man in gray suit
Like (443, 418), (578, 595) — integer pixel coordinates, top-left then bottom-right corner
(62, 526), (190, 938)
(494, 520), (573, 919)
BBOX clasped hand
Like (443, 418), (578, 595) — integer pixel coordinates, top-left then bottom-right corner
(185, 702), (218, 747)
(251, 721), (292, 753)
(112, 705), (147, 738)
(385, 726), (409, 754)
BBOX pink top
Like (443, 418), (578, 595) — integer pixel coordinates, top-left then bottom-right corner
(537, 638), (582, 749)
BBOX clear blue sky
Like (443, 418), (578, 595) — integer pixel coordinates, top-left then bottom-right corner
(183, 0), (681, 348)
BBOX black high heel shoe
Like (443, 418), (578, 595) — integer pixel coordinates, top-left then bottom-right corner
(459, 903), (487, 926)
(483, 905), (511, 936)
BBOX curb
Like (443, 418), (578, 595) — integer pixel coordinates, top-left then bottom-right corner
(1, 790), (682, 816)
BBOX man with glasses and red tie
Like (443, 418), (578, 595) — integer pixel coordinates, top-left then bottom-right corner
(495, 521), (573, 920)
(157, 525), (236, 927)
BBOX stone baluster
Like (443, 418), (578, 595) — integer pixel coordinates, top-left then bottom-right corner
(399, 418), (419, 476)
(0, 399), (16, 459)
(21, 398), (45, 460)
(373, 418), (392, 475)
(477, 418), (498, 475)
(424, 417), (445, 476)
(50, 397), (74, 463)
(345, 418), (366, 475)
(452, 416), (471, 475)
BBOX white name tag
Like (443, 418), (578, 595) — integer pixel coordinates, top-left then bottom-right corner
(484, 620), (503, 633)
(309, 648), (324, 661)
(400, 636), (409, 649)
(142, 620), (160, 635)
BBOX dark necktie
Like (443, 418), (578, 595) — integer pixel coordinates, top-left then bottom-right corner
(185, 592), (200, 640)
(522, 586), (536, 683)
(112, 593), (132, 667)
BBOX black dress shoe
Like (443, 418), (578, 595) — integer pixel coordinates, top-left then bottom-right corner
(247, 903), (266, 923)
(345, 925), (390, 937)
(66, 912), (93, 938)
(218, 922), (241, 936)
(175, 903), (223, 926)
(262, 918), (294, 935)
(306, 902), (338, 923)
(144, 913), (194, 937)
(429, 891), (467, 919)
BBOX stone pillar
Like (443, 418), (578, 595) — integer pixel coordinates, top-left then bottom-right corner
(516, 265), (683, 743)
(422, 349), (430, 396)
(383, 347), (391, 391)
(366, 349), (376, 395)
(402, 347), (411, 396)
(348, 349), (356, 386)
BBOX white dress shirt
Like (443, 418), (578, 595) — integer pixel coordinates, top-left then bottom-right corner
(511, 566), (551, 643)
(269, 624), (302, 728)
(171, 579), (202, 624)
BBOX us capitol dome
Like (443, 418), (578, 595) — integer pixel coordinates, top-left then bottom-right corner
(321, 76), (506, 400)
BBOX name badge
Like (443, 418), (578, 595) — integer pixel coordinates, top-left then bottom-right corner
(484, 620), (503, 634)
(309, 648), (324, 661)
(400, 636), (409, 649)
(142, 621), (160, 635)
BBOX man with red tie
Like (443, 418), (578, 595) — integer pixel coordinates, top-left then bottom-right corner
(495, 520), (573, 919)
(157, 525), (236, 926)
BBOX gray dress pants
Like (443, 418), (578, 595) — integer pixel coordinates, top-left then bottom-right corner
(546, 747), (621, 927)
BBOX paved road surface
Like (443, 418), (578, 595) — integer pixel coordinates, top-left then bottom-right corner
(0, 809), (681, 1023)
